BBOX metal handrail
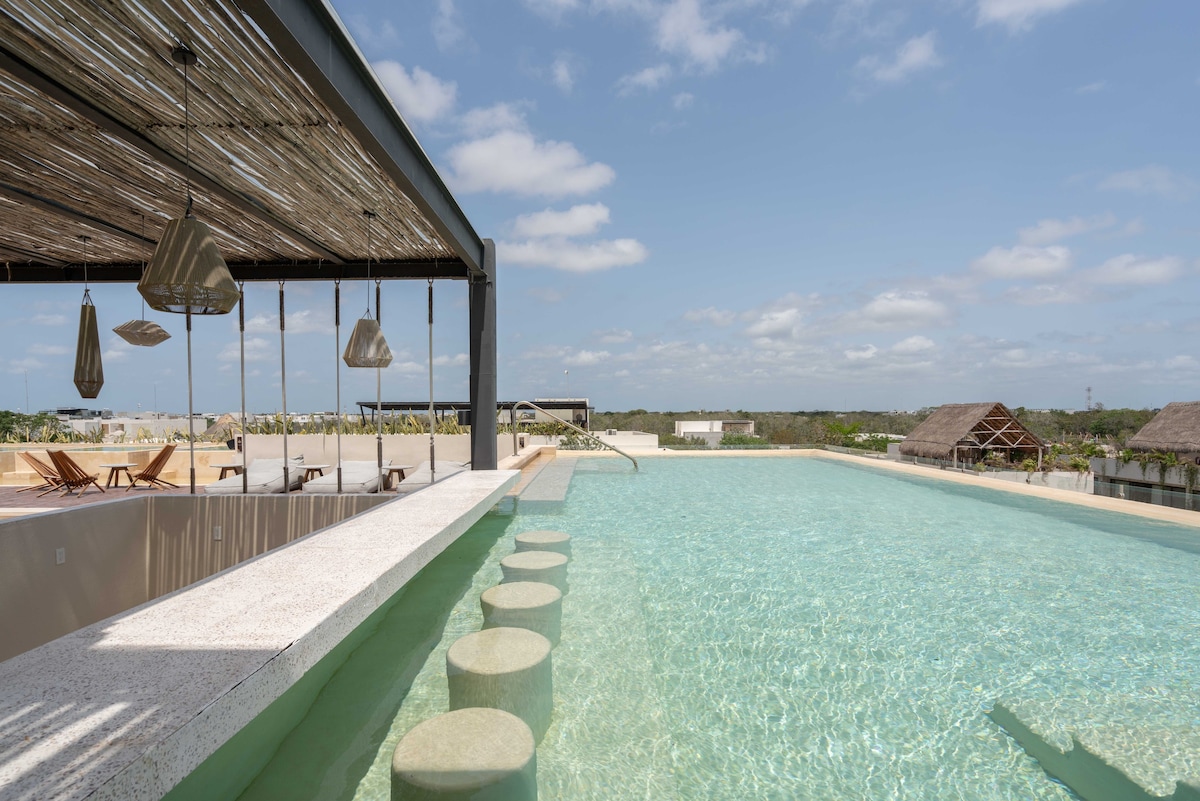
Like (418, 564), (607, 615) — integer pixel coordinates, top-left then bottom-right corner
(510, 400), (638, 470)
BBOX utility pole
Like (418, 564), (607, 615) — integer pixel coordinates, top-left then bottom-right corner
(1086, 386), (1092, 412)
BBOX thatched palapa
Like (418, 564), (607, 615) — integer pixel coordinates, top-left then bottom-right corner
(899, 402), (1043, 464)
(1126, 401), (1200, 459)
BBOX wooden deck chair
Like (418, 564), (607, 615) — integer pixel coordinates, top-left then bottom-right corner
(126, 444), (178, 491)
(45, 451), (104, 498)
(18, 451), (62, 494)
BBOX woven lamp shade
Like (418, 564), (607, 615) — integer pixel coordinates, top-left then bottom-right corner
(74, 294), (104, 398)
(113, 319), (171, 346)
(139, 217), (239, 314)
(343, 316), (393, 368)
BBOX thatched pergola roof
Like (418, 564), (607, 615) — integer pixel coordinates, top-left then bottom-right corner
(899, 402), (1043, 461)
(1126, 402), (1200, 455)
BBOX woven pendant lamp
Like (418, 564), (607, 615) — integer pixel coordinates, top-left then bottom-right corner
(343, 211), (392, 368)
(74, 290), (104, 398)
(138, 45), (238, 317)
(343, 314), (393, 367)
(115, 215), (173, 345)
(113, 318), (171, 346)
(139, 216), (238, 315)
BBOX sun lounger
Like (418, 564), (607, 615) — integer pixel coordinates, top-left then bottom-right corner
(18, 451), (62, 494)
(125, 444), (178, 491)
(302, 460), (391, 494)
(396, 461), (469, 490)
(45, 451), (104, 498)
(205, 456), (304, 494)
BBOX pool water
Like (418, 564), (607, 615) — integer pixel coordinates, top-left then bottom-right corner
(240, 456), (1200, 800)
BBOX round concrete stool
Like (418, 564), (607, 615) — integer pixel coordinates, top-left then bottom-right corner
(447, 627), (553, 742)
(481, 581), (563, 646)
(514, 529), (571, 557)
(500, 551), (568, 595)
(391, 707), (536, 801)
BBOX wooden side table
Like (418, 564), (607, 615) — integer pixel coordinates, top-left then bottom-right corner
(100, 463), (137, 488)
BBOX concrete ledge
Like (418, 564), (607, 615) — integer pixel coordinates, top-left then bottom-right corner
(0, 469), (519, 801)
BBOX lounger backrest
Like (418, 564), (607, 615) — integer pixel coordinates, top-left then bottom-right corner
(245, 456), (304, 481)
(47, 451), (86, 483)
(20, 451), (58, 481)
(140, 444), (176, 477)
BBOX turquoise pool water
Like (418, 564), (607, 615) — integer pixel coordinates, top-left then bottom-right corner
(239, 456), (1200, 799)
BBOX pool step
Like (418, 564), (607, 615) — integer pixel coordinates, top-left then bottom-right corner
(989, 700), (1200, 801)
(515, 458), (576, 511)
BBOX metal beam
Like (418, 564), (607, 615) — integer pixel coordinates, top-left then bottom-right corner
(1, 259), (471, 284)
(0, 183), (154, 249)
(240, 0), (485, 275)
(0, 45), (347, 265)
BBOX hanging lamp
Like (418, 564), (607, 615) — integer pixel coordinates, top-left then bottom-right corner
(114, 215), (172, 346)
(73, 235), (104, 399)
(343, 211), (393, 368)
(138, 45), (238, 317)
(137, 43), (237, 493)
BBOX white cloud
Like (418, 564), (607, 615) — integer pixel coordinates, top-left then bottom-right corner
(845, 344), (878, 361)
(860, 290), (948, 328)
(616, 64), (673, 95)
(976, 0), (1088, 32)
(1099, 165), (1196, 199)
(551, 56), (575, 94)
(218, 337), (274, 363)
(433, 0), (468, 50)
(565, 349), (611, 366)
(446, 130), (616, 197)
(595, 328), (634, 343)
(498, 237), (648, 272)
(972, 244), (1072, 279)
(512, 204), (610, 238)
(684, 307), (735, 326)
(460, 102), (532, 137)
(31, 313), (67, 326)
(1017, 213), (1115, 245)
(8, 358), (44, 372)
(892, 335), (934, 353)
(373, 61), (457, 123)
(672, 92), (695, 110)
(857, 32), (941, 84)
(1003, 283), (1084, 305)
(1089, 255), (1183, 286)
(245, 309), (331, 335)
(432, 353), (469, 367)
(1075, 80), (1106, 94)
(656, 0), (744, 72)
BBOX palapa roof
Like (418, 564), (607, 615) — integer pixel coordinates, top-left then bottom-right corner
(899, 402), (1043, 460)
(1, 0), (486, 284)
(1126, 401), (1200, 454)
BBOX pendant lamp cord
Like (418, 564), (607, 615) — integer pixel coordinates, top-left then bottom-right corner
(80, 235), (90, 300)
(363, 210), (376, 316)
(183, 51), (192, 218)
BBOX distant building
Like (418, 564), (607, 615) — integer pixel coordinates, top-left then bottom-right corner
(898, 402), (1043, 467)
(674, 420), (754, 447)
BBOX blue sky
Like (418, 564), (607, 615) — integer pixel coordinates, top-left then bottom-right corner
(5, 0), (1199, 415)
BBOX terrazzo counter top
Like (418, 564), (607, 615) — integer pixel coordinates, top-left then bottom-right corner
(0, 469), (519, 801)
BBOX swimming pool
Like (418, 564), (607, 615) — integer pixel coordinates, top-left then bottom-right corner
(236, 455), (1200, 799)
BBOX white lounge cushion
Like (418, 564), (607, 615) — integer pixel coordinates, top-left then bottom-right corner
(397, 460), (469, 489)
(303, 460), (390, 494)
(205, 456), (304, 494)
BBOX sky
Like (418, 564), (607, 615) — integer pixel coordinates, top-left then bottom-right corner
(5, 0), (1200, 415)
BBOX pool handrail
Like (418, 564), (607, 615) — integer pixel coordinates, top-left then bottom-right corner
(511, 401), (638, 470)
